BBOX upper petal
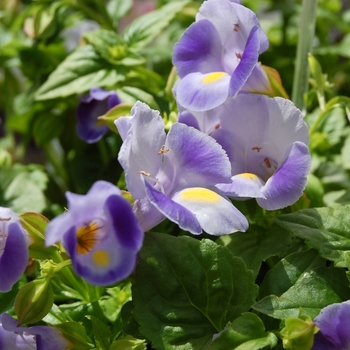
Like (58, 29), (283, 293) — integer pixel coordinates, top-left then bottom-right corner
(116, 102), (166, 199)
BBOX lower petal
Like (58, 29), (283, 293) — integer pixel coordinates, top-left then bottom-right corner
(172, 187), (248, 235)
(257, 141), (311, 210)
(175, 72), (230, 111)
(144, 180), (202, 235)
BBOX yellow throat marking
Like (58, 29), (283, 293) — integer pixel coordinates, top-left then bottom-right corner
(202, 72), (227, 84)
(180, 188), (221, 203)
(92, 250), (110, 267)
(76, 221), (102, 255)
(237, 173), (259, 180)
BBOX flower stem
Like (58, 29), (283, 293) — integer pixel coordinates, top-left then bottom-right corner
(291, 0), (318, 111)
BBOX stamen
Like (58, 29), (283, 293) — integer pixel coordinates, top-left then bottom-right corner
(234, 23), (239, 32)
(252, 146), (262, 152)
(264, 157), (271, 168)
(0, 217), (11, 221)
(235, 53), (242, 60)
(139, 170), (150, 177)
(158, 145), (169, 155)
(76, 220), (105, 255)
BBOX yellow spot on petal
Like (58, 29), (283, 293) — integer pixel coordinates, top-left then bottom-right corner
(76, 221), (104, 255)
(202, 72), (227, 84)
(92, 250), (110, 267)
(180, 188), (221, 203)
(237, 173), (259, 180)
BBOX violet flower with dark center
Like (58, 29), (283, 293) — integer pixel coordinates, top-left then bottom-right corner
(116, 101), (248, 235)
(76, 87), (121, 143)
(213, 94), (311, 210)
(172, 0), (270, 112)
(45, 181), (144, 286)
(0, 313), (70, 350)
(0, 207), (29, 293)
(312, 301), (350, 350)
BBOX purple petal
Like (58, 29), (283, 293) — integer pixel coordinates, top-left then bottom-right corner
(105, 194), (143, 250)
(313, 301), (350, 350)
(172, 187), (248, 235)
(242, 62), (272, 94)
(177, 111), (200, 130)
(229, 26), (260, 96)
(175, 72), (230, 111)
(144, 180), (202, 235)
(163, 122), (232, 191)
(216, 173), (266, 199)
(45, 212), (72, 246)
(0, 223), (29, 293)
(257, 142), (311, 210)
(116, 102), (166, 199)
(133, 197), (165, 232)
(173, 19), (223, 78)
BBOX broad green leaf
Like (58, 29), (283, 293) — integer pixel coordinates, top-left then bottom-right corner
(55, 321), (94, 349)
(35, 45), (123, 100)
(341, 130), (350, 169)
(88, 315), (112, 350)
(123, 0), (190, 50)
(98, 103), (133, 131)
(116, 86), (160, 110)
(107, 0), (133, 21)
(133, 232), (258, 350)
(207, 313), (277, 350)
(258, 250), (325, 299)
(217, 224), (291, 278)
(275, 205), (350, 267)
(253, 265), (350, 320)
(110, 336), (146, 350)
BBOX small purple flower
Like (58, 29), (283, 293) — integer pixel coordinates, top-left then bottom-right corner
(76, 87), (121, 143)
(0, 207), (29, 293)
(45, 181), (144, 286)
(0, 313), (70, 350)
(116, 101), (248, 235)
(213, 94), (311, 210)
(312, 301), (350, 350)
(172, 0), (270, 112)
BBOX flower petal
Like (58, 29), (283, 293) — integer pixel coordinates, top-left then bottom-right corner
(175, 72), (230, 111)
(144, 180), (202, 235)
(257, 142), (311, 210)
(216, 173), (266, 199)
(0, 223), (29, 292)
(172, 187), (248, 235)
(116, 101), (166, 199)
(172, 19), (223, 78)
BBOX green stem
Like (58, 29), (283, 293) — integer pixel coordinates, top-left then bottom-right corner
(291, 0), (318, 110)
(97, 138), (109, 168)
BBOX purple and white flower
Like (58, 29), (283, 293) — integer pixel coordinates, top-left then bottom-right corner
(172, 0), (270, 112)
(116, 101), (248, 235)
(0, 207), (29, 293)
(76, 87), (121, 143)
(0, 313), (70, 350)
(213, 94), (311, 210)
(45, 181), (144, 286)
(312, 301), (350, 350)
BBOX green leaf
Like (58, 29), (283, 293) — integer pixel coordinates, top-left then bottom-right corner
(123, 0), (190, 50)
(253, 251), (350, 319)
(116, 86), (160, 110)
(55, 321), (94, 349)
(98, 103), (133, 131)
(217, 224), (291, 279)
(275, 206), (350, 267)
(110, 335), (146, 350)
(132, 232), (258, 350)
(107, 0), (133, 21)
(35, 45), (123, 100)
(88, 315), (112, 350)
(207, 313), (278, 350)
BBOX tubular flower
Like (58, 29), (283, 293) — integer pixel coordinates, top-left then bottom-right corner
(213, 94), (311, 210)
(116, 101), (248, 236)
(45, 181), (144, 286)
(172, 0), (270, 112)
(76, 87), (121, 143)
(312, 301), (350, 350)
(0, 313), (70, 350)
(0, 207), (29, 293)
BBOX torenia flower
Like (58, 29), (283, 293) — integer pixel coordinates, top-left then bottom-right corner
(76, 87), (121, 143)
(116, 101), (248, 235)
(0, 313), (70, 350)
(172, 0), (269, 112)
(0, 207), (29, 293)
(45, 181), (143, 286)
(312, 301), (350, 350)
(213, 94), (311, 210)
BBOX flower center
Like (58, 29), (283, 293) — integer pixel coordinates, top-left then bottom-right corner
(76, 219), (105, 255)
(92, 250), (110, 267)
